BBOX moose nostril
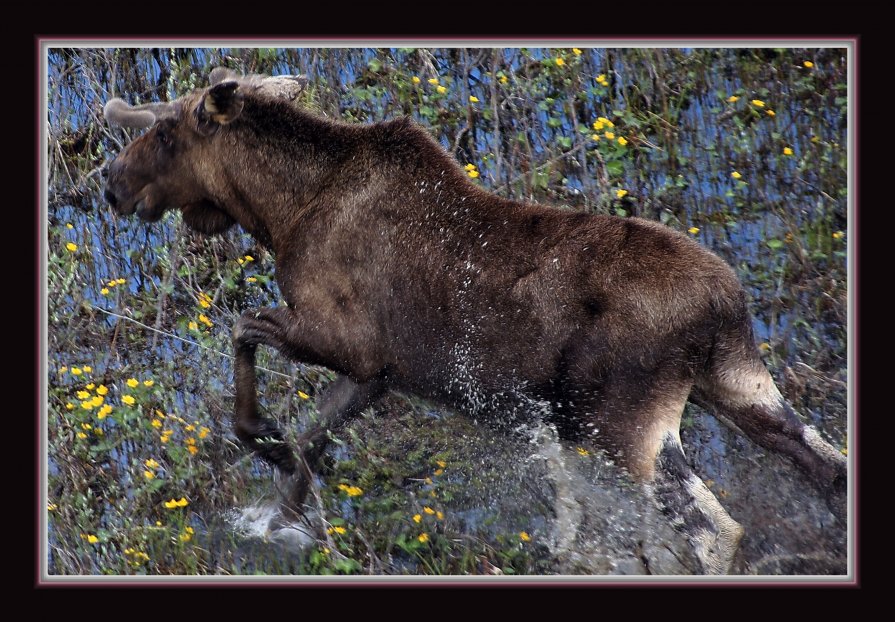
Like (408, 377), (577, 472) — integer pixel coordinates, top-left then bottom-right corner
(105, 189), (118, 208)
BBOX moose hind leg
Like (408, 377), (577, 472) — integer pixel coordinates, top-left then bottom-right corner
(652, 434), (745, 575)
(693, 358), (847, 521)
(597, 376), (743, 574)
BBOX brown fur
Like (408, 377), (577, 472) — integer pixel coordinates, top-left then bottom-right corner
(105, 76), (846, 574)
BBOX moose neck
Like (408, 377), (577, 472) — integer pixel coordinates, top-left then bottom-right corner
(206, 97), (366, 251)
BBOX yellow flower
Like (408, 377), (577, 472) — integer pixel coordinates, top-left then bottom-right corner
(81, 422), (92, 430)
(731, 171), (742, 180)
(555, 57), (565, 67)
(297, 390), (310, 399)
(413, 514), (422, 524)
(179, 526), (194, 542)
(143, 380), (154, 387)
(66, 223), (73, 229)
(59, 366), (68, 373)
(572, 48), (582, 55)
(65, 403), (75, 410)
(76, 390), (90, 400)
(77, 432), (87, 439)
(94, 428), (104, 436)
(83, 366), (92, 373)
(198, 314), (213, 327)
(436, 511), (444, 520)
(327, 526), (347, 535)
(143, 470), (155, 480)
(80, 400), (93, 410)
(766, 110), (775, 117)
(469, 95), (479, 103)
(617, 137), (628, 146)
(155, 410), (166, 418)
(751, 99), (765, 107)
(246, 277), (257, 283)
(436, 85), (447, 94)
(90, 395), (104, 407)
(616, 189), (628, 199)
(100, 288), (110, 296)
(198, 427), (210, 439)
(434, 469), (444, 476)
(424, 477), (433, 485)
(188, 321), (199, 331)
(176, 497), (188, 507)
(832, 231), (845, 240)
(599, 117), (614, 128)
(160, 430), (173, 443)
(151, 419), (163, 428)
(185, 437), (196, 446)
(596, 74), (607, 83)
(187, 445), (198, 455)
(86, 383), (95, 389)
(87, 535), (99, 544)
(198, 296), (211, 309)
(126, 378), (139, 388)
(576, 447), (589, 457)
(145, 458), (159, 469)
(66, 242), (78, 252)
(519, 531), (531, 542)
(428, 78), (439, 85)
(593, 120), (605, 131)
(688, 227), (700, 235)
(116, 278), (126, 285)
(591, 134), (601, 141)
(164, 499), (178, 509)
(237, 258), (244, 265)
(464, 163), (477, 171)
(727, 95), (739, 103)
(122, 395), (135, 405)
(423, 506), (435, 515)
(783, 147), (793, 156)
(468, 170), (480, 179)
(499, 75), (508, 84)
(185, 424), (195, 432)
(436, 460), (447, 468)
(803, 61), (814, 68)
(411, 76), (420, 84)
(48, 502), (58, 511)
(96, 385), (108, 396)
(418, 533), (430, 543)
(604, 131), (615, 140)
(71, 367), (82, 376)
(345, 486), (363, 497)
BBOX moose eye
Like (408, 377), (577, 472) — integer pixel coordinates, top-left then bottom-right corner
(156, 125), (172, 146)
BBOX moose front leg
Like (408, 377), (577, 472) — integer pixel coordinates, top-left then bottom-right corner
(232, 306), (386, 513)
(232, 310), (300, 478)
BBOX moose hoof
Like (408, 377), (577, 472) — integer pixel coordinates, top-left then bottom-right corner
(273, 469), (313, 518)
(237, 417), (297, 475)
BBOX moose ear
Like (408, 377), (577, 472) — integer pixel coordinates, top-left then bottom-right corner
(200, 81), (244, 126)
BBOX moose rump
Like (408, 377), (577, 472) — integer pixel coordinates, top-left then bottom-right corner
(103, 70), (846, 575)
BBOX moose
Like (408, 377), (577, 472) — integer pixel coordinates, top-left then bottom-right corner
(103, 68), (847, 574)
